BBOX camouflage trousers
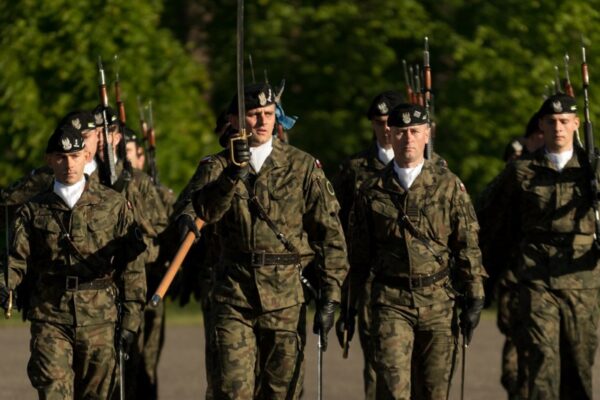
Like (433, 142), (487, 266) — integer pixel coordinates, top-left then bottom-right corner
(519, 283), (600, 400)
(202, 294), (216, 400)
(212, 302), (303, 400)
(497, 280), (522, 398)
(357, 276), (376, 399)
(372, 300), (458, 400)
(27, 321), (116, 400)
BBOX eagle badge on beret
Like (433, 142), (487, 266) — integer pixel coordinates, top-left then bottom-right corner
(402, 112), (411, 124)
(377, 102), (389, 114)
(61, 138), (72, 151)
(94, 113), (103, 125)
(258, 92), (267, 106)
(71, 118), (81, 130)
(552, 100), (563, 113)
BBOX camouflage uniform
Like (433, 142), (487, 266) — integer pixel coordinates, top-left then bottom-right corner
(333, 140), (386, 399)
(4, 178), (146, 399)
(349, 160), (485, 400)
(192, 138), (348, 400)
(171, 159), (220, 400)
(479, 146), (600, 399)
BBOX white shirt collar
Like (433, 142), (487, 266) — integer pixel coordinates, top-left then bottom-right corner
(83, 158), (97, 175)
(393, 160), (425, 190)
(376, 142), (394, 165)
(250, 138), (274, 173)
(546, 148), (573, 172)
(53, 177), (86, 209)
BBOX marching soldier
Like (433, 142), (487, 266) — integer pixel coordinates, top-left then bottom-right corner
(348, 103), (486, 399)
(479, 93), (600, 399)
(0, 122), (146, 399)
(333, 90), (403, 399)
(190, 82), (348, 399)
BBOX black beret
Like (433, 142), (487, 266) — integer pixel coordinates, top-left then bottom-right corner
(227, 82), (275, 115)
(366, 90), (404, 120)
(525, 111), (541, 137)
(388, 103), (429, 128)
(57, 110), (96, 133)
(122, 125), (139, 143)
(214, 109), (230, 134)
(538, 94), (577, 117)
(92, 105), (119, 127)
(45, 125), (86, 154)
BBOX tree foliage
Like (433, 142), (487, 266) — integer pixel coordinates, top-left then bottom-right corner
(0, 0), (217, 192)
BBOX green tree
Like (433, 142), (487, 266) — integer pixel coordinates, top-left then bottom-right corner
(0, 0), (218, 192)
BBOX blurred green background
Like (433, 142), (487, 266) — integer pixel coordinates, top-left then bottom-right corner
(2, 0), (600, 197)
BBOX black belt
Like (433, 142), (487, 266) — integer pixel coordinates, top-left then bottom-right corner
(230, 251), (301, 267)
(375, 268), (449, 289)
(42, 275), (114, 291)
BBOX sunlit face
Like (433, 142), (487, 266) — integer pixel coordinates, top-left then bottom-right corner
(391, 123), (430, 167)
(47, 149), (91, 185)
(372, 115), (392, 149)
(125, 142), (141, 169)
(230, 104), (276, 147)
(81, 128), (99, 157)
(539, 113), (579, 153)
(96, 125), (121, 161)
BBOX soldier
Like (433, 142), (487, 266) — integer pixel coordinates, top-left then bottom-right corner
(123, 126), (174, 400)
(190, 82), (348, 399)
(479, 93), (599, 399)
(333, 90), (403, 399)
(481, 111), (546, 400)
(0, 123), (146, 399)
(347, 103), (486, 399)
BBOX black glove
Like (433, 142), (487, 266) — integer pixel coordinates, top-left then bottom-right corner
(225, 137), (250, 180)
(0, 285), (12, 312)
(335, 307), (357, 349)
(313, 300), (339, 352)
(177, 213), (201, 243)
(459, 297), (485, 345)
(119, 329), (137, 355)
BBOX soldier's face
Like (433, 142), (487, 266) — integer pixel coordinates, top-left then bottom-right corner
(81, 128), (99, 158)
(125, 142), (141, 169)
(391, 123), (430, 167)
(539, 113), (579, 152)
(372, 116), (392, 148)
(47, 149), (91, 185)
(231, 104), (276, 147)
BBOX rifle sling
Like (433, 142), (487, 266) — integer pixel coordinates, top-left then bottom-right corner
(389, 193), (445, 266)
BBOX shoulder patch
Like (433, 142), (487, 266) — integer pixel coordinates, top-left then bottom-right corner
(315, 159), (322, 169)
(326, 181), (335, 196)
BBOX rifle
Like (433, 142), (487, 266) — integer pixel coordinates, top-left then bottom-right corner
(581, 44), (600, 250)
(97, 56), (118, 187)
(563, 53), (583, 147)
(145, 101), (160, 185)
(249, 54), (256, 83)
(423, 36), (433, 159)
(414, 65), (424, 106)
(403, 60), (415, 104)
(113, 55), (133, 183)
(554, 65), (562, 94)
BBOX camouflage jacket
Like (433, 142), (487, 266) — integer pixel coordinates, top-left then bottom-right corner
(6, 178), (146, 332)
(1, 166), (54, 206)
(349, 160), (485, 308)
(333, 141), (387, 233)
(192, 138), (349, 311)
(478, 146), (600, 289)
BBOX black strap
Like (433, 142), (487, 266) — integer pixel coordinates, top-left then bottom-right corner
(389, 193), (445, 266)
(242, 176), (300, 254)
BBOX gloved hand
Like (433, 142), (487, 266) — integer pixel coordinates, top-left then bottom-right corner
(459, 297), (485, 345)
(313, 300), (339, 352)
(0, 284), (13, 312)
(335, 307), (357, 349)
(225, 137), (250, 180)
(119, 329), (137, 355)
(177, 213), (201, 243)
